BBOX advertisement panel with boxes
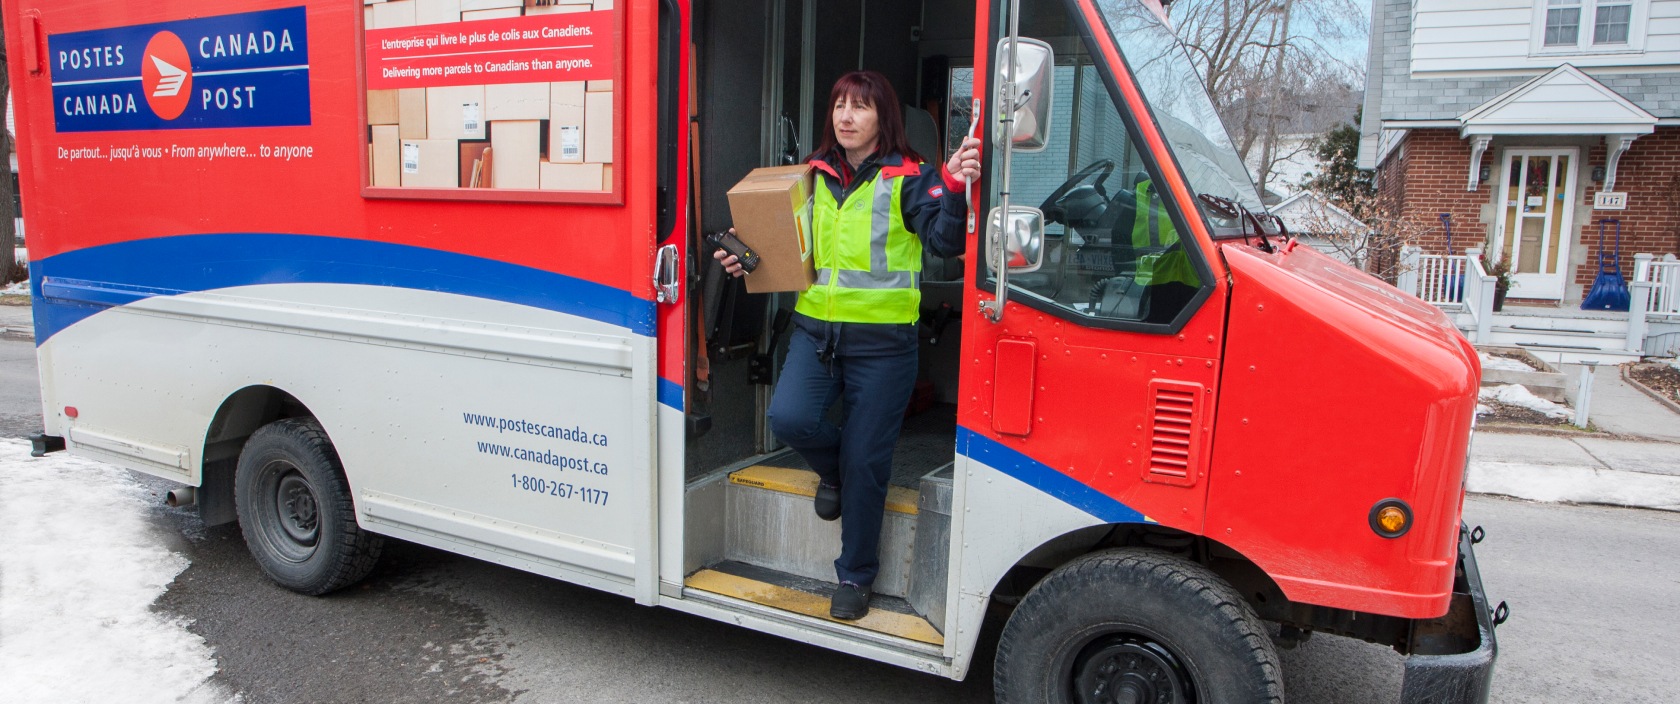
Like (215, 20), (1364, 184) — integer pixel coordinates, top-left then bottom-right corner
(363, 0), (619, 199)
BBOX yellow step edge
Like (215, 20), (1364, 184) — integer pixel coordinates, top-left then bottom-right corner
(685, 569), (944, 647)
(730, 465), (919, 515)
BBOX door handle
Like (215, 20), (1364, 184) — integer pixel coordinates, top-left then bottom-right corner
(653, 243), (680, 304)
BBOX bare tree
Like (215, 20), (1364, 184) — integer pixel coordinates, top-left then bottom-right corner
(0, 13), (14, 286)
(1289, 190), (1427, 281)
(1168, 0), (1365, 197)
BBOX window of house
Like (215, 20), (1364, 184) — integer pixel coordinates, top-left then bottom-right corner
(1536, 0), (1642, 52)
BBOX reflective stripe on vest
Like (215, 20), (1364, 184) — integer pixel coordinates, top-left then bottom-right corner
(794, 168), (923, 324)
(1130, 180), (1200, 288)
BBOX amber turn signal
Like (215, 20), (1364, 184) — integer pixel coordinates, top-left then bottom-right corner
(1369, 499), (1412, 538)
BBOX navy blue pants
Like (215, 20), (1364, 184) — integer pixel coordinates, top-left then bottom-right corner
(768, 327), (917, 588)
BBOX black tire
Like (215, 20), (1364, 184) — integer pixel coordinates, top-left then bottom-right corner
(994, 548), (1283, 704)
(235, 418), (383, 595)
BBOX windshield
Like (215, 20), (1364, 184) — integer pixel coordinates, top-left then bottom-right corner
(1091, 0), (1266, 230)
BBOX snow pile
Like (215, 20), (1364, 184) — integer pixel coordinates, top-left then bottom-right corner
(1666, 357), (1680, 373)
(1479, 384), (1573, 420)
(0, 281), (26, 296)
(1478, 352), (1536, 373)
(0, 440), (233, 703)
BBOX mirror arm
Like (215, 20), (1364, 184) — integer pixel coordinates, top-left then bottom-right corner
(981, 0), (1024, 324)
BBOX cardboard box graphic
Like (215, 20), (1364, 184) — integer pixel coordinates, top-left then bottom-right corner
(584, 90), (612, 163)
(401, 139), (460, 188)
(462, 0), (521, 9)
(540, 162), (603, 191)
(415, 0), (461, 25)
(368, 89), (400, 125)
(548, 81), (585, 163)
(726, 165), (816, 293)
(426, 85), (485, 140)
(486, 82), (550, 121)
(463, 7), (522, 19)
(372, 125), (402, 187)
(460, 140), (492, 187)
(398, 88), (427, 140)
(526, 3), (590, 14)
(491, 120), (542, 189)
(371, 0), (416, 28)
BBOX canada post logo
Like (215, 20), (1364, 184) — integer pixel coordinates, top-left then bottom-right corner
(50, 7), (310, 133)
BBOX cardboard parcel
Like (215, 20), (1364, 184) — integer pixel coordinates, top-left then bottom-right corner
(726, 165), (816, 293)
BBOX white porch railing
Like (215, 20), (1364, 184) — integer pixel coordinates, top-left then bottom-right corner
(1631, 253), (1680, 354)
(1398, 246), (1470, 308)
(1635, 253), (1680, 317)
(1462, 248), (1496, 343)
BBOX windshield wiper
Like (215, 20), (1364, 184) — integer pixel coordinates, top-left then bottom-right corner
(1197, 194), (1274, 253)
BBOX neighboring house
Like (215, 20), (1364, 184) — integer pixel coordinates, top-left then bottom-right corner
(1359, 0), (1680, 361)
(1271, 190), (1371, 265)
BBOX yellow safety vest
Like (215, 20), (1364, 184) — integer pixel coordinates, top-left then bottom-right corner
(1131, 180), (1200, 288)
(794, 168), (924, 324)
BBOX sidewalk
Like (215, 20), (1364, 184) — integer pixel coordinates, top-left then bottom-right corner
(1463, 360), (1680, 512)
(1469, 432), (1680, 512)
(0, 297), (32, 340)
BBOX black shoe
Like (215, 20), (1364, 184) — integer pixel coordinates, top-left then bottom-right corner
(830, 581), (871, 620)
(814, 483), (841, 521)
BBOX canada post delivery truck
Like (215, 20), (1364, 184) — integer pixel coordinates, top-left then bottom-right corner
(6, 0), (1499, 700)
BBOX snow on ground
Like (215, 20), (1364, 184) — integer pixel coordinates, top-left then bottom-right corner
(1478, 352), (1536, 373)
(1, 281), (26, 296)
(1479, 383), (1573, 420)
(0, 440), (234, 703)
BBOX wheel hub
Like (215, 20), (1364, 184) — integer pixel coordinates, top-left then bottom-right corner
(276, 472), (319, 545)
(1073, 635), (1194, 704)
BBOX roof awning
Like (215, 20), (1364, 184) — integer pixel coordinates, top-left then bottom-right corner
(1457, 65), (1655, 190)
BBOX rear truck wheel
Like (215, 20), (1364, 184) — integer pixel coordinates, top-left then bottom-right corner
(235, 418), (383, 595)
(994, 548), (1284, 704)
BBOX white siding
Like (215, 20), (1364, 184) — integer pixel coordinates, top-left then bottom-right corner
(1412, 0), (1680, 74)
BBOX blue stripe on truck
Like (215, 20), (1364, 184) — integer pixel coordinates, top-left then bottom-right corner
(957, 426), (1149, 524)
(32, 234), (656, 343)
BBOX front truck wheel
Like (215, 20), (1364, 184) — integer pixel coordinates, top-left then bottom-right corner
(235, 418), (383, 595)
(994, 549), (1284, 704)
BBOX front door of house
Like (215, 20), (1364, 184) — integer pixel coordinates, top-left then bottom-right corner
(1493, 148), (1579, 300)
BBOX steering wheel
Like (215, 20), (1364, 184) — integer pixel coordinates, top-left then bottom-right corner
(1038, 159), (1117, 222)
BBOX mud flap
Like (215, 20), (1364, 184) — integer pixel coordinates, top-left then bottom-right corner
(1400, 524), (1501, 704)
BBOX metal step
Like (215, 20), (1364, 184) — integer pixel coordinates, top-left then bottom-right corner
(685, 561), (944, 646)
(723, 464), (920, 598)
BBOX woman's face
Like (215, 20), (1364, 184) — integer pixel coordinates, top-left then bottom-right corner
(832, 93), (879, 155)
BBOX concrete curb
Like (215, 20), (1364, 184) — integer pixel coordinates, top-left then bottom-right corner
(1621, 363), (1680, 417)
(1467, 460), (1680, 512)
(0, 326), (31, 341)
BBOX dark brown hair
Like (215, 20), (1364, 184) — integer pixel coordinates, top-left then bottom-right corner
(811, 71), (923, 164)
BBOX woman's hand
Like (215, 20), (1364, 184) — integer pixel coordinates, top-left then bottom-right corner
(946, 137), (982, 183)
(712, 228), (748, 277)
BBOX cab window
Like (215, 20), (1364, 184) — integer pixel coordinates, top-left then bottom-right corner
(979, 4), (1208, 327)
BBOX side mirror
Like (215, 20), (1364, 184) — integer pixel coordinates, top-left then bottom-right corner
(987, 206), (1045, 275)
(993, 38), (1054, 152)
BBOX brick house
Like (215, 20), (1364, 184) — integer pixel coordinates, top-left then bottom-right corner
(1360, 0), (1680, 360)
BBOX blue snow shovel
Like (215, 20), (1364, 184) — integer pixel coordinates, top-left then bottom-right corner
(1440, 213), (1464, 301)
(1582, 218), (1631, 311)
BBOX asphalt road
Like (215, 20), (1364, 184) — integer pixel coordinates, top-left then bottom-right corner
(3, 336), (1676, 702)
